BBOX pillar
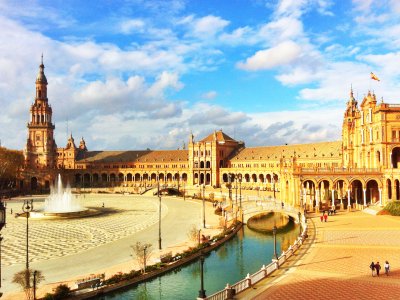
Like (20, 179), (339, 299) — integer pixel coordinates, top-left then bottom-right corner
(347, 189), (351, 211)
(316, 189), (320, 213)
(379, 188), (382, 206)
(331, 189), (335, 208)
(363, 188), (367, 206)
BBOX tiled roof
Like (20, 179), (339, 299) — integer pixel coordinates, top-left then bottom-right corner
(231, 141), (342, 160)
(76, 150), (189, 163)
(200, 130), (236, 142)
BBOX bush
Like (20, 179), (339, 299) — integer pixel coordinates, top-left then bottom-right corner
(42, 284), (71, 300)
(382, 201), (400, 216)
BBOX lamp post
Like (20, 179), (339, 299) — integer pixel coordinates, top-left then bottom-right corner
(239, 175), (242, 209)
(202, 184), (206, 229)
(235, 174), (238, 207)
(198, 229), (201, 246)
(143, 245), (147, 273)
(157, 179), (162, 250)
(198, 252), (206, 299)
(33, 270), (37, 300)
(272, 225), (278, 260)
(228, 174), (232, 208)
(22, 199), (34, 288)
(298, 211), (302, 236)
(0, 198), (5, 298)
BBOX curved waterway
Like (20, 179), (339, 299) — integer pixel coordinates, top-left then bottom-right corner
(104, 213), (298, 299)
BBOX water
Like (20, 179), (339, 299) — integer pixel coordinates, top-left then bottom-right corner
(104, 214), (298, 300)
(44, 174), (84, 213)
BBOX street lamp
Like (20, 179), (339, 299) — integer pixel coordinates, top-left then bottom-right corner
(239, 175), (242, 209)
(33, 270), (37, 300)
(228, 174), (232, 207)
(272, 225), (278, 260)
(235, 174), (238, 207)
(202, 184), (206, 229)
(22, 199), (34, 288)
(198, 229), (201, 246)
(157, 179), (162, 250)
(143, 245), (147, 273)
(298, 212), (302, 236)
(0, 234), (3, 291)
(198, 252), (206, 299)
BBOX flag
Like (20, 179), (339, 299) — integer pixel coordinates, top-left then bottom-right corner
(370, 72), (380, 81)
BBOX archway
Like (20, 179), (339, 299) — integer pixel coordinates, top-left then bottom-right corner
(206, 173), (211, 185)
(302, 180), (316, 209)
(75, 174), (81, 185)
(93, 173), (99, 183)
(350, 179), (363, 205)
(392, 147), (400, 168)
(387, 179), (392, 200)
(31, 177), (38, 190)
(206, 161), (211, 168)
(396, 179), (400, 201)
(366, 180), (379, 205)
(200, 173), (205, 185)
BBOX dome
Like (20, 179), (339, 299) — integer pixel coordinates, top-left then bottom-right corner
(36, 63), (48, 84)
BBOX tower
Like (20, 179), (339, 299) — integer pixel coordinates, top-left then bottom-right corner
(24, 56), (57, 169)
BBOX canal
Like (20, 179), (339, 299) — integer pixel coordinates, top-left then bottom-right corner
(104, 213), (298, 299)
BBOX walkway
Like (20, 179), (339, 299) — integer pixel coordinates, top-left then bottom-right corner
(238, 210), (400, 299)
(2, 194), (221, 299)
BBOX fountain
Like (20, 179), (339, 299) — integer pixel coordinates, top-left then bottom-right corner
(45, 174), (84, 213)
(28, 174), (101, 219)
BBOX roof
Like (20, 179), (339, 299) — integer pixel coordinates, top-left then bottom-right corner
(200, 130), (237, 143)
(76, 150), (189, 163)
(231, 141), (342, 161)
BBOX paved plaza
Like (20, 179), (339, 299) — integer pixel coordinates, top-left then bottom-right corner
(2, 194), (219, 299)
(239, 210), (400, 299)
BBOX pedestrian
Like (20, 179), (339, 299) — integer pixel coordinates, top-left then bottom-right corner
(375, 262), (381, 276)
(320, 213), (323, 222)
(10, 208), (13, 214)
(370, 261), (375, 276)
(384, 261), (390, 276)
(102, 202), (104, 208)
(323, 211), (328, 222)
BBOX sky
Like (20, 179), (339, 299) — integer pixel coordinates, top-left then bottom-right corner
(1, 0), (400, 151)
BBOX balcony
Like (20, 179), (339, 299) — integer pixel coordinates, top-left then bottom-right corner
(295, 167), (382, 175)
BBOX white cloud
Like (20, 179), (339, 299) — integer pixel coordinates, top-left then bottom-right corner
(193, 15), (230, 37)
(237, 40), (302, 71)
(119, 19), (146, 34)
(201, 91), (217, 100)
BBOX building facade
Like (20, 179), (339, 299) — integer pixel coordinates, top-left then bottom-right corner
(22, 61), (400, 210)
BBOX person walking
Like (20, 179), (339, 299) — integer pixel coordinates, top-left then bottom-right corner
(323, 211), (328, 222)
(320, 213), (324, 222)
(370, 261), (375, 276)
(384, 261), (390, 276)
(375, 262), (381, 277)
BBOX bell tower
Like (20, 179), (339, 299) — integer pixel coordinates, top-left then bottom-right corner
(24, 56), (57, 169)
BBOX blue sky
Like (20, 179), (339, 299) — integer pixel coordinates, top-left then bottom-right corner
(1, 0), (400, 150)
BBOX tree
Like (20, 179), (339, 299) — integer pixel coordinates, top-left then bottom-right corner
(12, 269), (45, 300)
(131, 242), (152, 273)
(0, 147), (24, 191)
(187, 224), (199, 243)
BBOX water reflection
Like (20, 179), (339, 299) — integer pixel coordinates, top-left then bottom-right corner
(104, 218), (297, 300)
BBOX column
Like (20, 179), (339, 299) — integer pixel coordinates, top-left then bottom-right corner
(316, 189), (320, 212)
(347, 189), (351, 210)
(363, 188), (367, 206)
(331, 189), (335, 208)
(379, 188), (382, 206)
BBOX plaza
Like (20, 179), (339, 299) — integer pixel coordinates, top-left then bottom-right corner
(2, 194), (220, 299)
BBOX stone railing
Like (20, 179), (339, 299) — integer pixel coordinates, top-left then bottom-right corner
(205, 218), (308, 300)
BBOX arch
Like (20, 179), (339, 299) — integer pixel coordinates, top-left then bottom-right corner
(151, 173), (157, 182)
(75, 174), (81, 184)
(219, 160), (224, 168)
(143, 173), (149, 181)
(244, 174), (250, 183)
(126, 173), (132, 181)
(392, 147), (400, 168)
(350, 179), (363, 205)
(194, 173), (199, 184)
(317, 179), (331, 205)
(83, 173), (90, 186)
(206, 161), (211, 168)
(118, 173), (124, 182)
(31, 177), (38, 190)
(101, 173), (108, 182)
(251, 174), (257, 183)
(159, 173), (165, 181)
(376, 150), (381, 166)
(258, 174), (264, 183)
(200, 173), (205, 185)
(206, 173), (211, 185)
(266, 174), (272, 184)
(302, 179), (316, 209)
(167, 173), (173, 182)
(200, 161), (205, 168)
(387, 179), (392, 200)
(109, 173), (116, 182)
(93, 173), (99, 183)
(396, 179), (400, 201)
(181, 173), (188, 182)
(194, 162), (199, 168)
(134, 173), (141, 181)
(45, 180), (50, 190)
(366, 179), (379, 205)
(222, 173), (228, 183)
